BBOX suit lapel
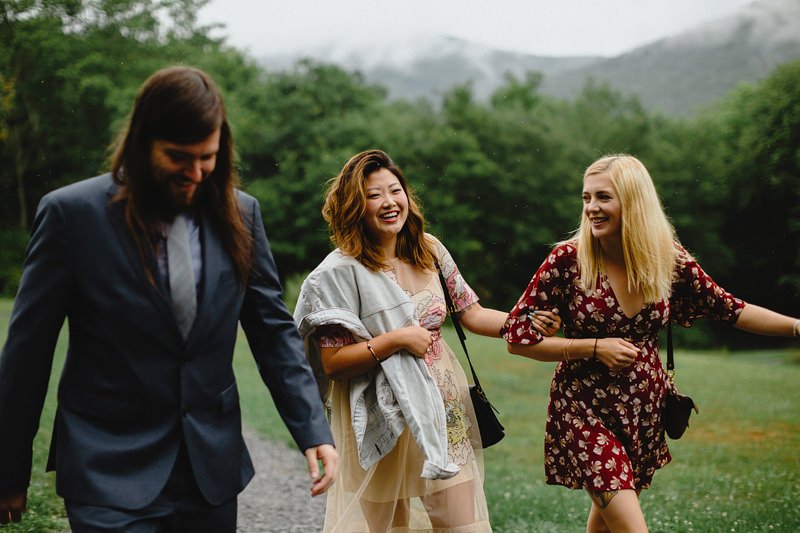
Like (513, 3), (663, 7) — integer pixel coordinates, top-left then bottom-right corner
(187, 214), (234, 346)
(105, 181), (177, 334)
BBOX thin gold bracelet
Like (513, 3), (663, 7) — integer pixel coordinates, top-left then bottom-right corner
(367, 342), (381, 363)
(563, 339), (575, 361)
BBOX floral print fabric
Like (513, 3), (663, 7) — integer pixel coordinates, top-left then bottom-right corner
(503, 242), (744, 490)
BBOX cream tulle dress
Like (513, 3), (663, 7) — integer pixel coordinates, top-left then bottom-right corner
(316, 240), (492, 532)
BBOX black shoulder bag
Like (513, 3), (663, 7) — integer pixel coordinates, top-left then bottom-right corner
(663, 322), (700, 439)
(436, 262), (505, 448)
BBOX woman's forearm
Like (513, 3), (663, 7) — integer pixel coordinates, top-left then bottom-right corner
(507, 337), (596, 362)
(320, 329), (410, 380)
(508, 336), (640, 371)
(458, 304), (507, 337)
(734, 303), (799, 337)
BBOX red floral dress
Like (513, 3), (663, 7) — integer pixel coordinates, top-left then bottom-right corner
(502, 242), (744, 491)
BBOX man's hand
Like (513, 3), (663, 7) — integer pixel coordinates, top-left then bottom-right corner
(304, 444), (337, 497)
(0, 491), (26, 525)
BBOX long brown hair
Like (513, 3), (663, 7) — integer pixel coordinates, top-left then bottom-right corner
(109, 66), (252, 285)
(322, 149), (436, 271)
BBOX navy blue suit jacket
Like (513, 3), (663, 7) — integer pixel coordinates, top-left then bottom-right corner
(0, 174), (333, 508)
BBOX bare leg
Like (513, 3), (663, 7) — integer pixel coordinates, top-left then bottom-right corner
(586, 501), (611, 533)
(420, 481), (476, 528)
(360, 497), (409, 532)
(586, 489), (647, 533)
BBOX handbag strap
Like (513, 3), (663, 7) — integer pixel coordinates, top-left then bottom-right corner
(435, 261), (482, 389)
(667, 321), (674, 372)
(665, 321), (677, 390)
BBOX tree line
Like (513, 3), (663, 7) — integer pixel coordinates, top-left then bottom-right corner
(2, 0), (798, 348)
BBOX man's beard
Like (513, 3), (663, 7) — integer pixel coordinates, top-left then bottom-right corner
(146, 171), (206, 219)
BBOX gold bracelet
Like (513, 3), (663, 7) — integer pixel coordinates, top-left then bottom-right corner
(563, 339), (574, 361)
(367, 342), (380, 363)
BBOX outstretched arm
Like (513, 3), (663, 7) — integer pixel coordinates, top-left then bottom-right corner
(459, 304), (560, 338)
(734, 304), (799, 337)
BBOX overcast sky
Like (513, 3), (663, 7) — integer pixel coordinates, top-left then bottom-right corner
(197, 0), (755, 58)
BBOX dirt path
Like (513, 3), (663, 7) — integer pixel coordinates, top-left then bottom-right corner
(237, 427), (326, 532)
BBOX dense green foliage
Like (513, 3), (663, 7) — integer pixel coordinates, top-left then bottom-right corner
(1, 1), (797, 347)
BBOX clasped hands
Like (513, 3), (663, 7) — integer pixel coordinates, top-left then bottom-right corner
(400, 308), (564, 358)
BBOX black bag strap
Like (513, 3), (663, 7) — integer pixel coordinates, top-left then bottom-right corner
(667, 321), (674, 372)
(434, 261), (482, 390)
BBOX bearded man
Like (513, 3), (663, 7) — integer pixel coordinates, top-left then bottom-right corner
(0, 66), (336, 532)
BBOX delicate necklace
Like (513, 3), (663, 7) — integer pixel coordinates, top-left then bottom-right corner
(385, 256), (403, 273)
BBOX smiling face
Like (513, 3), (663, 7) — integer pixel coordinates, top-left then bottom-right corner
(582, 171), (622, 243)
(150, 128), (221, 212)
(363, 167), (409, 251)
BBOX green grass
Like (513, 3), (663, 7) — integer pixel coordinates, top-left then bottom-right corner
(4, 297), (799, 532)
(235, 328), (800, 532)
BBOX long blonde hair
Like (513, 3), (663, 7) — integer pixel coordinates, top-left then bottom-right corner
(322, 149), (436, 271)
(573, 154), (678, 303)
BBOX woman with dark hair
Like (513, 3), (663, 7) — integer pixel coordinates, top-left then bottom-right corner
(294, 149), (560, 532)
(503, 154), (798, 533)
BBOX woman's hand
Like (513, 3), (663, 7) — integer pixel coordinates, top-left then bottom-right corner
(593, 338), (640, 370)
(398, 325), (433, 358)
(530, 308), (561, 337)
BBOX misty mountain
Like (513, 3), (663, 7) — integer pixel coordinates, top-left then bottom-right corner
(258, 0), (800, 116)
(540, 0), (800, 116)
(260, 33), (599, 101)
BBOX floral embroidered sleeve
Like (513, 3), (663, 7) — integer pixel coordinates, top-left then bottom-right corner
(670, 247), (746, 327)
(502, 243), (575, 345)
(432, 236), (478, 313)
(316, 324), (356, 348)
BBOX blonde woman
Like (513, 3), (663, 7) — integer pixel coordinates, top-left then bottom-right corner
(294, 149), (559, 532)
(503, 154), (799, 533)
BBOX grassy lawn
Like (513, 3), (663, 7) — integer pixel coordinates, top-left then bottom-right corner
(3, 296), (798, 532)
(237, 328), (800, 533)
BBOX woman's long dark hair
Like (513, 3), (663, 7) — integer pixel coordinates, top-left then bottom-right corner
(109, 66), (252, 285)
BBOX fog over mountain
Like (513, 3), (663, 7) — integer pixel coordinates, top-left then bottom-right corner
(541, 0), (800, 115)
(258, 0), (800, 116)
(261, 33), (599, 101)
